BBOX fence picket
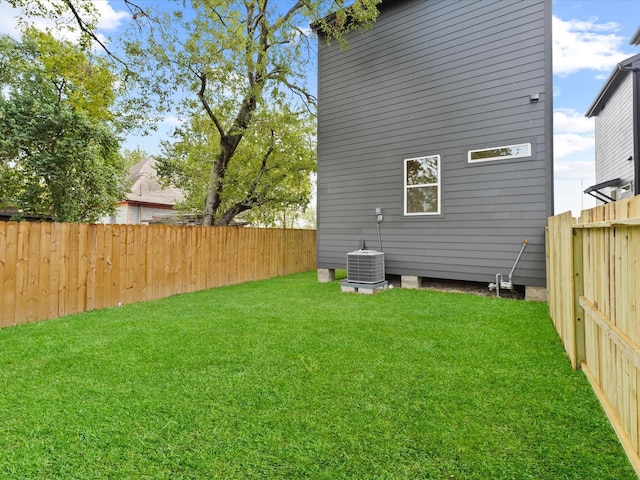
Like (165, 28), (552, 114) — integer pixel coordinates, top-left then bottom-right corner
(24, 222), (40, 323)
(14, 223), (29, 324)
(0, 222), (5, 326)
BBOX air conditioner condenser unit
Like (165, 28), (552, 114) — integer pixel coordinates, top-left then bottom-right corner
(346, 250), (385, 284)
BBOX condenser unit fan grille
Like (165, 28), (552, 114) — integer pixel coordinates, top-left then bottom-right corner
(346, 250), (385, 284)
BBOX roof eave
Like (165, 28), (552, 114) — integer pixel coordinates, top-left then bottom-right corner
(585, 54), (640, 118)
(630, 26), (640, 46)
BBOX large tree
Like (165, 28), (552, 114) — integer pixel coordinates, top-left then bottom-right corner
(157, 104), (316, 226)
(122, 0), (380, 225)
(7, 0), (381, 225)
(0, 30), (126, 222)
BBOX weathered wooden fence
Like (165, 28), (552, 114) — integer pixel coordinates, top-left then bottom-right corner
(547, 196), (640, 476)
(0, 222), (316, 328)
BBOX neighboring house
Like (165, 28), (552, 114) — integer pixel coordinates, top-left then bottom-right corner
(584, 53), (640, 203)
(101, 156), (184, 224)
(314, 0), (553, 297)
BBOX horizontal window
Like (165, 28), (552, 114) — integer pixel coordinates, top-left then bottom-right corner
(404, 155), (441, 215)
(468, 143), (531, 163)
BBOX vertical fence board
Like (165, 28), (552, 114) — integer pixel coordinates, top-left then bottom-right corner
(111, 225), (122, 305)
(0, 222), (6, 327)
(14, 223), (29, 324)
(546, 212), (576, 366)
(5, 222), (18, 326)
(25, 223), (41, 323)
(94, 225), (106, 310)
(67, 223), (80, 316)
(125, 225), (135, 305)
(113, 225), (127, 305)
(37, 223), (51, 322)
(85, 225), (97, 312)
(132, 226), (144, 301)
(58, 223), (72, 318)
(48, 223), (61, 320)
(0, 223), (17, 327)
(77, 223), (89, 313)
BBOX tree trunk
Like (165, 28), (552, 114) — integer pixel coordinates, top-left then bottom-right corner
(202, 96), (258, 226)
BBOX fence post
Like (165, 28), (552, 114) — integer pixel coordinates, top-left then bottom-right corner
(572, 227), (586, 367)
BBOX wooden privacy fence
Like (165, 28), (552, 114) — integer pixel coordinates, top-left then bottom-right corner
(0, 222), (316, 328)
(547, 196), (640, 476)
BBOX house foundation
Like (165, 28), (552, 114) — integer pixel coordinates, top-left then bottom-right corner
(401, 275), (422, 289)
(340, 280), (388, 295)
(317, 268), (335, 283)
(525, 286), (547, 302)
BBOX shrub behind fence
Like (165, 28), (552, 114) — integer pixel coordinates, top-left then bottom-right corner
(0, 222), (316, 328)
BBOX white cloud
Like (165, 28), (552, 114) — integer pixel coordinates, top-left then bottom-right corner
(161, 116), (184, 127)
(554, 108), (594, 134)
(95, 2), (129, 32)
(553, 15), (632, 77)
(553, 108), (595, 161)
(554, 133), (594, 159)
(554, 159), (594, 177)
(0, 1), (127, 44)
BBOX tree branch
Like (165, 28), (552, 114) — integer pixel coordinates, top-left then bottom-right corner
(282, 79), (317, 112)
(275, 0), (308, 30)
(216, 132), (275, 226)
(197, 72), (226, 138)
(208, 6), (228, 28)
(61, 0), (127, 67)
(247, 138), (274, 199)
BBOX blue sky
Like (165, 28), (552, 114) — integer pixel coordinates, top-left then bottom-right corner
(2, 0), (640, 216)
(553, 0), (640, 215)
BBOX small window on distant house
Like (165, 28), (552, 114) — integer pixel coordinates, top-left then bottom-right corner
(468, 143), (531, 163)
(404, 155), (441, 215)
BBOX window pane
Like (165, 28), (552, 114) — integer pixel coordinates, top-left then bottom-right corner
(407, 186), (438, 213)
(468, 143), (531, 162)
(406, 156), (438, 185)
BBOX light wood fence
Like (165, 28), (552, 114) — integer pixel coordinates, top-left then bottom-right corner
(0, 222), (316, 328)
(547, 196), (640, 476)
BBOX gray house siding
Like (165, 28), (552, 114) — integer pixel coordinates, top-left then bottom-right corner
(595, 73), (634, 198)
(317, 0), (552, 287)
(586, 54), (640, 201)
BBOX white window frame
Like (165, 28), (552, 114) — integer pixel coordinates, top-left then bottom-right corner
(468, 143), (532, 163)
(404, 155), (441, 216)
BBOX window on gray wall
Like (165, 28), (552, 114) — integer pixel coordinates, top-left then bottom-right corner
(404, 155), (441, 215)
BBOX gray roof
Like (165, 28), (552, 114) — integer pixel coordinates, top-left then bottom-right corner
(631, 26), (640, 46)
(585, 53), (640, 118)
(125, 157), (184, 206)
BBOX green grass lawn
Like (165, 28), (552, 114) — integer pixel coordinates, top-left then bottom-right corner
(0, 271), (635, 479)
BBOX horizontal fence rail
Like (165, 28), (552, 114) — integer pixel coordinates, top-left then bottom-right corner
(547, 196), (640, 477)
(0, 222), (316, 328)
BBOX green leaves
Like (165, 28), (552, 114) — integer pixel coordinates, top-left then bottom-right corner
(157, 103), (316, 226)
(6, 0), (381, 225)
(0, 32), (126, 222)
(119, 0), (379, 225)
